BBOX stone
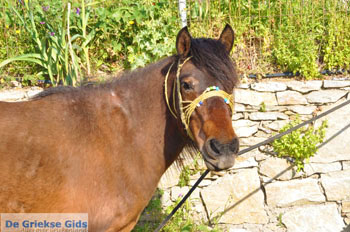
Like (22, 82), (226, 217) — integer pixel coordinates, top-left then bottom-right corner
(324, 80), (350, 88)
(306, 89), (347, 104)
(311, 100), (350, 163)
(286, 80), (323, 93)
(343, 201), (350, 214)
(259, 157), (296, 180)
(232, 120), (258, 128)
(288, 105), (317, 115)
(235, 89), (278, 106)
(235, 104), (246, 112)
(303, 162), (342, 176)
(188, 179), (212, 187)
(255, 130), (271, 137)
(171, 186), (189, 201)
(158, 165), (181, 189)
(274, 112), (289, 120)
(276, 91), (308, 105)
(228, 229), (250, 232)
(238, 83), (250, 89)
(249, 112), (278, 121)
(231, 156), (258, 169)
(232, 113), (244, 120)
(265, 178), (325, 207)
(343, 161), (350, 170)
(249, 112), (287, 121)
(282, 204), (345, 232)
(321, 169), (350, 201)
(160, 190), (172, 208)
(251, 82), (287, 92)
(240, 137), (266, 146)
(200, 168), (268, 224)
(26, 88), (43, 98)
(0, 89), (25, 102)
(267, 120), (289, 131)
(235, 126), (258, 137)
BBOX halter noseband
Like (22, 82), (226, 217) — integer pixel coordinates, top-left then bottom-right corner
(164, 57), (235, 140)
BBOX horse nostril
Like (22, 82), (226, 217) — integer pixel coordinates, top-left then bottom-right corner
(209, 139), (221, 155)
(229, 137), (240, 154)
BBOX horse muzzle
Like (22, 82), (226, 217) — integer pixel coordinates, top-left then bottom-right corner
(202, 137), (239, 171)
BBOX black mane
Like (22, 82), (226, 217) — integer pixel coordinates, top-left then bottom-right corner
(187, 37), (238, 91)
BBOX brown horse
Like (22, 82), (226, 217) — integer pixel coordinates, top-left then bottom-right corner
(0, 25), (239, 231)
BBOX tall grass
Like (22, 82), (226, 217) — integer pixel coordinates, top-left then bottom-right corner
(0, 0), (349, 84)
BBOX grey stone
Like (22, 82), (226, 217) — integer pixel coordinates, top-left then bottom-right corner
(232, 120), (258, 128)
(286, 80), (323, 93)
(200, 168), (268, 224)
(232, 113), (244, 120)
(231, 156), (258, 169)
(240, 137), (266, 146)
(304, 162), (342, 176)
(265, 178), (325, 207)
(235, 126), (258, 137)
(311, 100), (350, 163)
(235, 89), (278, 106)
(306, 89), (347, 104)
(324, 80), (350, 88)
(0, 90), (26, 102)
(158, 164), (181, 189)
(267, 120), (289, 131)
(276, 91), (308, 105)
(282, 204), (345, 232)
(288, 105), (317, 115)
(249, 112), (287, 121)
(274, 112), (289, 120)
(237, 83), (250, 89)
(188, 179), (212, 187)
(251, 82), (287, 92)
(26, 88), (43, 98)
(171, 186), (189, 201)
(321, 169), (350, 201)
(343, 201), (350, 214)
(235, 104), (246, 112)
(259, 157), (296, 180)
(343, 161), (350, 170)
(249, 112), (278, 121)
(228, 229), (250, 232)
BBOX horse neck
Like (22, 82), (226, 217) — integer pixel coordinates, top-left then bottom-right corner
(113, 57), (187, 175)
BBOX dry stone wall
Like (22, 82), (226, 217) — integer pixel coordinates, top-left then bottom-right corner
(1, 80), (350, 232)
(159, 79), (350, 232)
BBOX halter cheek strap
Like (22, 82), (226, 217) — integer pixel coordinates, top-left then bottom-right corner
(164, 57), (235, 141)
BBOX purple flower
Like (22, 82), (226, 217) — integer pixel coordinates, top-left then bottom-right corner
(50, 32), (55, 36)
(42, 6), (49, 12)
(40, 21), (45, 25)
(76, 8), (81, 15)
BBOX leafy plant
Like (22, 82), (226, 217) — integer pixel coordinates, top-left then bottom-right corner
(0, 0), (95, 86)
(272, 116), (328, 171)
(178, 157), (201, 187)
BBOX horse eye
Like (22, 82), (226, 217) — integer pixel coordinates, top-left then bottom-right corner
(181, 81), (192, 91)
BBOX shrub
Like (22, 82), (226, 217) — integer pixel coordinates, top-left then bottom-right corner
(272, 116), (328, 171)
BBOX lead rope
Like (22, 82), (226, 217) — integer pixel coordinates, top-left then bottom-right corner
(155, 99), (350, 232)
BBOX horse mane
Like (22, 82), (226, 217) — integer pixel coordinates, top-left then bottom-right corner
(184, 37), (238, 91)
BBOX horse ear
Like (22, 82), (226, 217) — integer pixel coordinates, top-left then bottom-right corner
(219, 24), (235, 53)
(176, 26), (192, 57)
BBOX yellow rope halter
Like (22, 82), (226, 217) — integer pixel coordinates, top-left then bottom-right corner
(164, 57), (235, 140)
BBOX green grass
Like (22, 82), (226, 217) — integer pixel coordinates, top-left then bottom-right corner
(1, 0), (350, 85)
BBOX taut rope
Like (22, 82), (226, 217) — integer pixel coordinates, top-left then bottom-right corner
(164, 57), (235, 140)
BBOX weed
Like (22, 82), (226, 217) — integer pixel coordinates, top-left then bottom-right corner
(272, 116), (328, 171)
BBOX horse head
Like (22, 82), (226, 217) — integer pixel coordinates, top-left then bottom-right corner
(168, 25), (240, 171)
